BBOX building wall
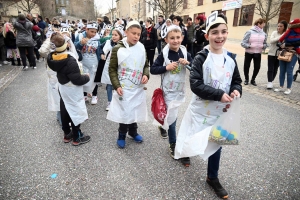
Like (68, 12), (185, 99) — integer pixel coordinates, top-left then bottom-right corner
(179, 0), (300, 41)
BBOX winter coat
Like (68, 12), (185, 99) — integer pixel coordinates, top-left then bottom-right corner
(186, 23), (195, 44)
(268, 31), (283, 56)
(47, 52), (89, 86)
(0, 32), (4, 47)
(4, 31), (17, 49)
(241, 26), (267, 54)
(194, 24), (208, 47)
(190, 49), (242, 101)
(13, 19), (35, 47)
(141, 26), (158, 49)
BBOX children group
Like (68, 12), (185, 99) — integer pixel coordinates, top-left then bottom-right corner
(40, 12), (242, 199)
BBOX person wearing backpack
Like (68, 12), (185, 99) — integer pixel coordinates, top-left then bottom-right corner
(150, 25), (192, 167)
(175, 13), (242, 199)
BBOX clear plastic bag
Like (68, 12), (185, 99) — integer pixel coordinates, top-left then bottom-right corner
(209, 97), (240, 145)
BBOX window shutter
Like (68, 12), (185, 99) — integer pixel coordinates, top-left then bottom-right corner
(246, 4), (255, 26)
(233, 8), (239, 27)
(278, 2), (293, 23)
(183, 0), (188, 9)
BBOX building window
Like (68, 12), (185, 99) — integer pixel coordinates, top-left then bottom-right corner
(211, 9), (226, 15)
(183, 0), (188, 9)
(197, 0), (203, 6)
(239, 4), (255, 26)
(212, 0), (225, 2)
(233, 8), (239, 27)
(148, 3), (151, 12)
(278, 2), (293, 23)
(183, 15), (189, 24)
(66, 0), (69, 6)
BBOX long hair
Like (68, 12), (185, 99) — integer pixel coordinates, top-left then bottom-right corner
(3, 23), (13, 38)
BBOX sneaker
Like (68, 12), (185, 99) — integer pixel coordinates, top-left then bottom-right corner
(181, 157), (190, 167)
(32, 66), (37, 69)
(72, 135), (91, 146)
(63, 131), (73, 143)
(117, 133), (126, 148)
(158, 126), (168, 139)
(91, 96), (98, 105)
(267, 82), (273, 89)
(244, 80), (249, 85)
(206, 178), (229, 199)
(169, 143), (176, 159)
(274, 87), (283, 92)
(284, 89), (291, 95)
(130, 134), (143, 143)
(3, 61), (10, 65)
(22, 66), (28, 70)
(106, 102), (110, 111)
(84, 96), (89, 101)
(250, 80), (257, 86)
(0, 64), (2, 67)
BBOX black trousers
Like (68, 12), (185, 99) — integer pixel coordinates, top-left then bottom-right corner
(267, 55), (279, 82)
(119, 123), (138, 137)
(146, 48), (155, 67)
(243, 52), (261, 81)
(84, 84), (98, 96)
(187, 42), (193, 58)
(60, 98), (82, 140)
(18, 46), (36, 67)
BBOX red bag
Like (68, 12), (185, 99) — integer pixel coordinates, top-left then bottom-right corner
(151, 88), (167, 125)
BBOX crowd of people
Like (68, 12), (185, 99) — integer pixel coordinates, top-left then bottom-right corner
(0, 11), (299, 199)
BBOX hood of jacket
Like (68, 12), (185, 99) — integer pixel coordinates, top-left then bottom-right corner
(250, 25), (264, 33)
(47, 52), (70, 72)
(289, 23), (300, 33)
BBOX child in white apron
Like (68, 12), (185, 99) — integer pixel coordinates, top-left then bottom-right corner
(99, 27), (124, 111)
(107, 21), (149, 148)
(150, 25), (192, 167)
(174, 13), (242, 199)
(47, 33), (91, 146)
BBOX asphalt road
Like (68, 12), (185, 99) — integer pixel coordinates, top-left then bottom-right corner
(0, 49), (299, 199)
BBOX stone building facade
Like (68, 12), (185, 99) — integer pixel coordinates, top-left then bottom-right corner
(54, 0), (95, 20)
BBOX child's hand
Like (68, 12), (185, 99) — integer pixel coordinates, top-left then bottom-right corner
(141, 75), (148, 84)
(166, 62), (178, 71)
(178, 58), (189, 65)
(101, 54), (106, 60)
(117, 87), (123, 96)
(230, 90), (240, 98)
(80, 38), (89, 45)
(220, 93), (233, 103)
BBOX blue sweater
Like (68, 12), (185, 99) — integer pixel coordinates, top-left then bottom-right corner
(150, 48), (193, 74)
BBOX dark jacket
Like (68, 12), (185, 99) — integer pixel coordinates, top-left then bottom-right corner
(13, 19), (34, 47)
(190, 50), (242, 101)
(151, 48), (193, 74)
(47, 52), (89, 86)
(0, 32), (4, 47)
(109, 40), (150, 90)
(181, 27), (188, 46)
(194, 24), (208, 47)
(141, 26), (157, 49)
(4, 31), (17, 49)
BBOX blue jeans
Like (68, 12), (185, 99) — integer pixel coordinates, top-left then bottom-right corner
(168, 120), (177, 144)
(106, 84), (113, 102)
(279, 54), (298, 88)
(157, 40), (162, 55)
(207, 147), (222, 179)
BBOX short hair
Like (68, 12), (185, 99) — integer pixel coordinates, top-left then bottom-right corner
(169, 14), (175, 21)
(166, 28), (182, 38)
(139, 21), (143, 25)
(254, 18), (266, 26)
(50, 33), (65, 48)
(18, 14), (26, 20)
(146, 19), (152, 24)
(187, 17), (192, 22)
(159, 15), (164, 18)
(82, 19), (87, 23)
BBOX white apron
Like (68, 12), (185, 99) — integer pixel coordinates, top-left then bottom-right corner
(79, 33), (100, 93)
(175, 47), (236, 160)
(47, 68), (60, 112)
(107, 39), (148, 124)
(101, 40), (113, 85)
(156, 44), (187, 130)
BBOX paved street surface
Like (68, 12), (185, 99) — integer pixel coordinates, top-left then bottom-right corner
(0, 41), (299, 199)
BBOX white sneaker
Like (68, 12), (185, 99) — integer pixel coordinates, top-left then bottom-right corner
(91, 96), (98, 105)
(274, 87), (283, 92)
(267, 82), (273, 89)
(84, 96), (89, 101)
(106, 102), (110, 111)
(23, 66), (28, 70)
(3, 61), (10, 65)
(0, 64), (2, 67)
(32, 66), (37, 69)
(284, 89), (291, 95)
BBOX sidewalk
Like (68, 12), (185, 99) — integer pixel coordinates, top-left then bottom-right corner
(0, 63), (22, 94)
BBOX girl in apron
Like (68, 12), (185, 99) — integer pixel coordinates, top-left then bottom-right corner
(106, 21), (149, 149)
(174, 13), (242, 199)
(98, 27), (124, 111)
(150, 25), (192, 167)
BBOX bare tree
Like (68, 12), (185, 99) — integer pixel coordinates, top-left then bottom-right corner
(12, 0), (39, 13)
(145, 0), (185, 19)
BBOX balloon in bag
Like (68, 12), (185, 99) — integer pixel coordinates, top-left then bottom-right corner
(209, 97), (241, 145)
(151, 88), (167, 125)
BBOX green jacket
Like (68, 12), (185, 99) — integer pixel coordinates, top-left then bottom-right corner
(109, 40), (150, 90)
